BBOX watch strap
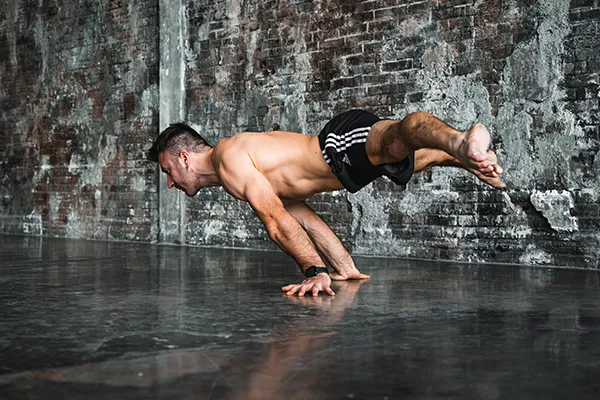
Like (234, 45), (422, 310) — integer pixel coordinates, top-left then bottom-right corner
(304, 266), (328, 278)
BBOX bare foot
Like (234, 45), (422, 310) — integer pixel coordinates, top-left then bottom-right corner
(457, 123), (502, 177)
(468, 150), (506, 190)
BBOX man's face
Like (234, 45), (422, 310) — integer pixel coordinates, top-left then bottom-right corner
(158, 151), (200, 197)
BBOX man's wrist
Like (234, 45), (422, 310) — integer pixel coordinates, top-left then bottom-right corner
(304, 265), (328, 278)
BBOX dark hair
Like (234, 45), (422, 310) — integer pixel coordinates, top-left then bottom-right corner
(147, 123), (212, 162)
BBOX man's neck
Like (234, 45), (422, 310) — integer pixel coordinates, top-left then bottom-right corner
(193, 148), (222, 187)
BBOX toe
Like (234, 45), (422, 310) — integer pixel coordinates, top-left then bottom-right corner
(469, 150), (488, 162)
(477, 161), (492, 171)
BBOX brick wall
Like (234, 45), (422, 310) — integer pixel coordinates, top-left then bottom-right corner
(0, 1), (159, 241)
(181, 0), (600, 268)
(1, 0), (598, 269)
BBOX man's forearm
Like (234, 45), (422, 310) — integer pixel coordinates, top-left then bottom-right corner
(302, 217), (355, 272)
(264, 213), (326, 273)
(285, 202), (355, 272)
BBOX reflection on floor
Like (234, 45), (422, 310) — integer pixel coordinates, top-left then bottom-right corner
(0, 234), (599, 399)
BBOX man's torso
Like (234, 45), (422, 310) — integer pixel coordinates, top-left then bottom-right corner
(213, 131), (343, 201)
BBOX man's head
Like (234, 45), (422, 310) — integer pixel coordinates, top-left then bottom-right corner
(147, 123), (212, 197)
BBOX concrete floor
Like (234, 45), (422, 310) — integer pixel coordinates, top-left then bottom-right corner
(0, 234), (599, 399)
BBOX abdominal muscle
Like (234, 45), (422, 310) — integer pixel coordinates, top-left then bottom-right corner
(244, 131), (344, 201)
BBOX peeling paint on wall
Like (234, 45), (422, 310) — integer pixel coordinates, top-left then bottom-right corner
(22, 211), (42, 236)
(176, 0), (599, 268)
(519, 244), (554, 266)
(530, 190), (578, 232)
(2, 0), (599, 268)
(1, 0), (159, 240)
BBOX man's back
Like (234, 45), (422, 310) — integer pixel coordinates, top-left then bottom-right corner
(212, 131), (343, 201)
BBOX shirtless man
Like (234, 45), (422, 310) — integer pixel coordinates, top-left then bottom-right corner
(147, 110), (504, 297)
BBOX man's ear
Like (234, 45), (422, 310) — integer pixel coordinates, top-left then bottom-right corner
(179, 151), (190, 169)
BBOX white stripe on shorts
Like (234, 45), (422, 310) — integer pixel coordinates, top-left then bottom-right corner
(325, 131), (369, 147)
(322, 129), (371, 164)
(325, 137), (367, 153)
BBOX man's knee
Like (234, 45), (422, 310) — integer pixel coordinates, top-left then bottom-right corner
(399, 112), (430, 136)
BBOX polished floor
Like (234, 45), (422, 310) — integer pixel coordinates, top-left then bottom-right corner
(0, 234), (599, 399)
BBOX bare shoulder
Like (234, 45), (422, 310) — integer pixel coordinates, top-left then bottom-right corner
(211, 135), (259, 200)
(212, 132), (258, 160)
(213, 131), (289, 170)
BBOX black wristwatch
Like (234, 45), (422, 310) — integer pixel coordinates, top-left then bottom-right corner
(304, 266), (328, 278)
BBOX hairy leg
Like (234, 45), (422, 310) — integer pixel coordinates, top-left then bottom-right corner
(366, 112), (503, 179)
(413, 148), (506, 190)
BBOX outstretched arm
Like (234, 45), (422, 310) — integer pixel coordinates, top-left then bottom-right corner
(218, 153), (335, 296)
(284, 201), (370, 281)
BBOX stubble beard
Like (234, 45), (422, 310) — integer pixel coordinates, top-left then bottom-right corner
(185, 175), (204, 197)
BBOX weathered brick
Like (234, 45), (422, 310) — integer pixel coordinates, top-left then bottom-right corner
(381, 59), (413, 72)
(1, 0), (159, 241)
(570, 0), (595, 8)
(2, 0), (599, 270)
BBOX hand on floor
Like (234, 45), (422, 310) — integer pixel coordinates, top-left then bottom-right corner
(281, 272), (335, 296)
(329, 266), (370, 281)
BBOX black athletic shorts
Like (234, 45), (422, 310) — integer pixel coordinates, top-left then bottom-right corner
(318, 109), (414, 193)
